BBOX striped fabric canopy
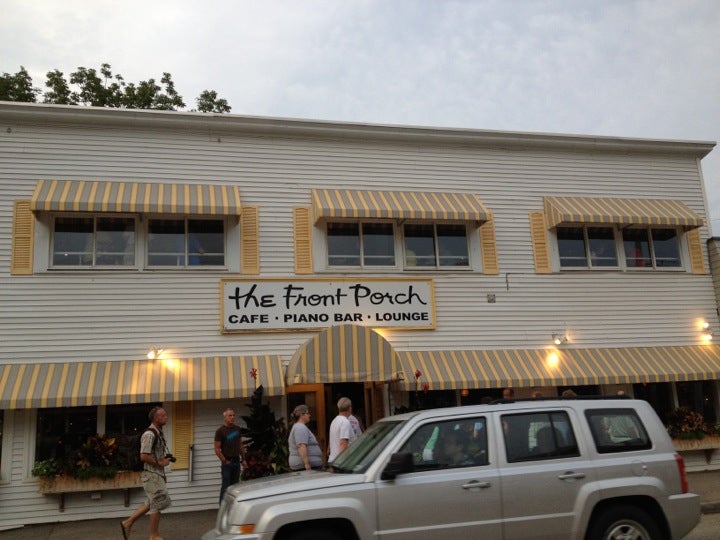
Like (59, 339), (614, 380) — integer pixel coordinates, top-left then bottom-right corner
(0, 355), (284, 409)
(311, 189), (489, 223)
(543, 196), (703, 230)
(31, 179), (242, 215)
(395, 345), (720, 391)
(286, 324), (399, 385)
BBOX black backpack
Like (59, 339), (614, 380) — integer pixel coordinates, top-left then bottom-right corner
(121, 427), (160, 471)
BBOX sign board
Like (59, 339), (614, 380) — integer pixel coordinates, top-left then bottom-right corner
(222, 278), (435, 332)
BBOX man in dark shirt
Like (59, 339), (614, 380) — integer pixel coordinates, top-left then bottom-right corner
(214, 407), (247, 504)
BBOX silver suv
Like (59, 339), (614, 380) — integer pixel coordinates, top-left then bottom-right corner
(203, 398), (700, 540)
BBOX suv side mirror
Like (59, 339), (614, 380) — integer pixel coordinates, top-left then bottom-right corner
(381, 452), (414, 480)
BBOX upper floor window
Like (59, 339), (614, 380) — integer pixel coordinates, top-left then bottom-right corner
(404, 223), (469, 268)
(556, 225), (683, 271)
(327, 222), (395, 267)
(148, 218), (225, 267)
(557, 226), (617, 268)
(53, 216), (136, 267)
(325, 221), (471, 270)
(622, 228), (680, 269)
(51, 215), (226, 269)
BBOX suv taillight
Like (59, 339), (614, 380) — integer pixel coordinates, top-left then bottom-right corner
(674, 453), (689, 494)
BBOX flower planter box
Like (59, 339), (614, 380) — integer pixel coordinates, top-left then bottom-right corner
(38, 470), (142, 511)
(672, 436), (720, 464)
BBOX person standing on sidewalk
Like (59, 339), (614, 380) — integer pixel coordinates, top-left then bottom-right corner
(214, 407), (247, 504)
(328, 397), (353, 464)
(121, 406), (173, 540)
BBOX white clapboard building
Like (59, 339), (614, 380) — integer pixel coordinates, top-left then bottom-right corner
(1, 101), (719, 528)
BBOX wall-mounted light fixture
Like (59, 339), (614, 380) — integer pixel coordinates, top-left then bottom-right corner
(701, 322), (714, 341)
(147, 347), (164, 360)
(552, 333), (568, 346)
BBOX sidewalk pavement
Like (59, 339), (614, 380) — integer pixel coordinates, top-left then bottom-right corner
(1, 509), (218, 540)
(2, 471), (719, 539)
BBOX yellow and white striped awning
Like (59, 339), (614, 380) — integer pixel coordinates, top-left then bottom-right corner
(311, 189), (489, 223)
(31, 179), (242, 215)
(543, 196), (703, 230)
(396, 345), (720, 391)
(0, 355), (284, 409)
(286, 324), (399, 385)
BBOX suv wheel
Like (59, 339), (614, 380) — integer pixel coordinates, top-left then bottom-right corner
(589, 505), (663, 540)
(288, 529), (344, 540)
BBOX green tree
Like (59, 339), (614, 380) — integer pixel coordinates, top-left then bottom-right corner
(195, 90), (232, 113)
(1, 63), (229, 113)
(0, 66), (40, 102)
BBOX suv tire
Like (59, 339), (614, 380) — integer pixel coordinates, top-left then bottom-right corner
(588, 505), (664, 540)
(287, 529), (344, 540)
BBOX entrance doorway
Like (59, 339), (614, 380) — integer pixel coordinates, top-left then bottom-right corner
(286, 384), (327, 457)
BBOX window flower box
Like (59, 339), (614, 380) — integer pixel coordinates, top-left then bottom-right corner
(37, 470), (142, 511)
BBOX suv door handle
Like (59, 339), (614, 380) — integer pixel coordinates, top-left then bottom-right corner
(462, 480), (491, 490)
(558, 471), (586, 480)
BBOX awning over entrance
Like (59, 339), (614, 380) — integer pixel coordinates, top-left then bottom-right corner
(30, 179), (242, 215)
(543, 196), (704, 230)
(311, 188), (489, 223)
(286, 324), (399, 385)
(396, 346), (720, 391)
(0, 355), (284, 409)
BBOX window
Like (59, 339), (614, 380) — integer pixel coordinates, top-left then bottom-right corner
(623, 228), (680, 269)
(35, 404), (160, 466)
(36, 407), (98, 461)
(502, 411), (579, 462)
(399, 417), (488, 470)
(585, 409), (650, 453)
(404, 223), (469, 268)
(557, 226), (617, 268)
(52, 216), (136, 267)
(327, 222), (395, 267)
(148, 218), (225, 267)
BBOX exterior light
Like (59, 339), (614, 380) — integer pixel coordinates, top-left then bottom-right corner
(147, 347), (164, 360)
(552, 333), (568, 346)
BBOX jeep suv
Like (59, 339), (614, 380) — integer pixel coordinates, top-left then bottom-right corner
(202, 398), (700, 540)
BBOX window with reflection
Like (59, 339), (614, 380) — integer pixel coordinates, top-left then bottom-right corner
(557, 226), (617, 268)
(148, 218), (225, 267)
(52, 216), (136, 267)
(327, 222), (395, 267)
(404, 223), (469, 268)
(623, 228), (680, 269)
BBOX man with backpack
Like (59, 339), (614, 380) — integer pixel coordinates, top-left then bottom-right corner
(121, 406), (173, 540)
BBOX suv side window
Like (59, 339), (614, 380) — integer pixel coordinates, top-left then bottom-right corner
(585, 408), (651, 453)
(398, 417), (488, 470)
(502, 411), (580, 462)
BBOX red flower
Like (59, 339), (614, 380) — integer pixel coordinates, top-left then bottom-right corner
(250, 368), (258, 380)
(423, 383), (429, 393)
(414, 369), (422, 379)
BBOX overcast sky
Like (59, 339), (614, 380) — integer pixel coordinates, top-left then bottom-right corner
(3, 0), (719, 230)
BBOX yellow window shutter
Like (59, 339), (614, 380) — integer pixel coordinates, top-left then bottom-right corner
(172, 401), (193, 470)
(240, 206), (259, 275)
(529, 211), (552, 274)
(687, 228), (707, 275)
(11, 200), (34, 275)
(479, 214), (499, 275)
(293, 206), (313, 274)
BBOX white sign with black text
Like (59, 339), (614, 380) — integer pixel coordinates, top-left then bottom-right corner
(222, 278), (435, 332)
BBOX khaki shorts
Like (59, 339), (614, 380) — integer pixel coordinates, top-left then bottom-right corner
(141, 471), (172, 513)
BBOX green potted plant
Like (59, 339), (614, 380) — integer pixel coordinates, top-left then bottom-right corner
(32, 434), (141, 494)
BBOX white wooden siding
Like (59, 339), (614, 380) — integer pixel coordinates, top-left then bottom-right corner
(0, 105), (717, 525)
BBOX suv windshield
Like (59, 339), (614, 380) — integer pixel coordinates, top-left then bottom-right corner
(331, 420), (404, 473)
